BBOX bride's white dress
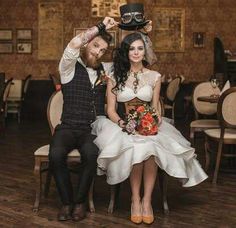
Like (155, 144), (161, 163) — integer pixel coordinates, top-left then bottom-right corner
(91, 70), (208, 187)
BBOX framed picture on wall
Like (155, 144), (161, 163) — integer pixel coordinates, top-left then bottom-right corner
(118, 29), (134, 44)
(108, 30), (116, 47)
(16, 29), (32, 40)
(152, 8), (185, 52)
(17, 42), (32, 54)
(0, 29), (13, 41)
(73, 28), (87, 37)
(91, 0), (126, 17)
(193, 32), (205, 48)
(0, 42), (13, 53)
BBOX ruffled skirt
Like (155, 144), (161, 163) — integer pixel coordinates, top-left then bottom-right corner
(91, 117), (208, 187)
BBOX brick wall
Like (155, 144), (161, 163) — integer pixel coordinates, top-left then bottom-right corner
(0, 0), (235, 81)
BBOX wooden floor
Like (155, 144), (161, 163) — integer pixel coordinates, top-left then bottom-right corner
(0, 117), (236, 228)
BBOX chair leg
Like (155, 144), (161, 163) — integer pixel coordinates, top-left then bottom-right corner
(88, 178), (95, 213)
(190, 128), (195, 146)
(159, 170), (169, 215)
(33, 158), (41, 212)
(172, 103), (175, 125)
(108, 184), (120, 214)
(213, 139), (224, 185)
(204, 137), (211, 172)
(44, 169), (52, 198)
(18, 109), (21, 124)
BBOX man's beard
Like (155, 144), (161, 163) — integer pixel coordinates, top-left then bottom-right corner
(81, 48), (101, 69)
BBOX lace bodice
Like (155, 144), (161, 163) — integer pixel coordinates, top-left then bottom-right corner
(110, 70), (161, 102)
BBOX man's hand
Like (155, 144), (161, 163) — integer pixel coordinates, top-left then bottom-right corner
(143, 20), (152, 33)
(102, 17), (118, 30)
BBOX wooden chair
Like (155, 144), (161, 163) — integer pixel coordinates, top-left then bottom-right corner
(204, 87), (236, 184)
(190, 82), (220, 145)
(163, 77), (181, 124)
(33, 90), (115, 213)
(0, 78), (13, 129)
(49, 73), (61, 91)
(6, 75), (31, 123)
(22, 74), (32, 101)
(157, 98), (169, 214)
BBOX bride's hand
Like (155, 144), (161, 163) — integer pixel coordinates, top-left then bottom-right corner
(118, 119), (125, 128)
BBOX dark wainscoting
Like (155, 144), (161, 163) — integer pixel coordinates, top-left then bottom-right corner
(21, 80), (197, 121)
(22, 80), (55, 121)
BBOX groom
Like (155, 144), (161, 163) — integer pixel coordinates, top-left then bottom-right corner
(49, 17), (117, 221)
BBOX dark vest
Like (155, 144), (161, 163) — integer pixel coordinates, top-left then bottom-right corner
(61, 61), (106, 129)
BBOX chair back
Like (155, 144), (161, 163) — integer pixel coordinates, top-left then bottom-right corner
(0, 73), (5, 96)
(217, 87), (236, 129)
(8, 79), (23, 99)
(157, 97), (164, 117)
(192, 81), (220, 116)
(3, 78), (13, 102)
(47, 90), (63, 134)
(166, 77), (181, 102)
(49, 74), (61, 86)
(22, 75), (32, 98)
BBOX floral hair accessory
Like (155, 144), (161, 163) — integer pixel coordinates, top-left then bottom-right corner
(123, 103), (159, 136)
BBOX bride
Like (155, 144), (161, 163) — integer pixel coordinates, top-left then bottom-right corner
(91, 32), (207, 225)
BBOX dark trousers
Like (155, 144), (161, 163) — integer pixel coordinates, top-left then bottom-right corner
(49, 124), (98, 205)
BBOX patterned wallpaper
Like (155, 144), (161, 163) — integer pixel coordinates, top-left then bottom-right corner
(0, 0), (235, 82)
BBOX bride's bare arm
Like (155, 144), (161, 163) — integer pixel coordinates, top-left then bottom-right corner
(106, 79), (125, 127)
(151, 77), (162, 122)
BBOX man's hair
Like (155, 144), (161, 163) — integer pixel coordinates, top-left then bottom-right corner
(98, 31), (112, 46)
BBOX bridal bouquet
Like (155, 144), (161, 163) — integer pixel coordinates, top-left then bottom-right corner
(123, 104), (159, 136)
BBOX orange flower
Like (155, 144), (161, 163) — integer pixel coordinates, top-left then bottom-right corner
(141, 119), (152, 129)
(150, 125), (158, 135)
(143, 113), (154, 123)
(136, 105), (145, 113)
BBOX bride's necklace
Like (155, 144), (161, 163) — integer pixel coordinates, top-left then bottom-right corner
(129, 68), (143, 94)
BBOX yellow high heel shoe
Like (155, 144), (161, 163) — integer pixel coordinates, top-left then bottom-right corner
(142, 202), (154, 225)
(130, 202), (142, 224)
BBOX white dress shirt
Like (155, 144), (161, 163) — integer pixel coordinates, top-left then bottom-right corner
(59, 44), (113, 87)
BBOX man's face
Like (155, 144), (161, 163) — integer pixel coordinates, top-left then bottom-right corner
(83, 36), (108, 69)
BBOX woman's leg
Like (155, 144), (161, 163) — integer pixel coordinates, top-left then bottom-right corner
(142, 156), (157, 217)
(130, 162), (143, 216)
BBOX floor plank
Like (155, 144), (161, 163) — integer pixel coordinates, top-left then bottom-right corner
(0, 118), (236, 227)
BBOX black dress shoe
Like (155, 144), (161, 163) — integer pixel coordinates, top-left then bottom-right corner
(57, 205), (72, 221)
(72, 204), (86, 221)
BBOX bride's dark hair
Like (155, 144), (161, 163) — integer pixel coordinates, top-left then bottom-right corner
(112, 32), (147, 92)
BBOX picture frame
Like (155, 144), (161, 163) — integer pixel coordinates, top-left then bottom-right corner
(16, 29), (32, 40)
(73, 28), (87, 37)
(193, 32), (205, 48)
(16, 42), (32, 54)
(0, 42), (13, 53)
(0, 29), (13, 41)
(152, 8), (185, 52)
(91, 0), (126, 17)
(108, 30), (116, 47)
(118, 29), (134, 44)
